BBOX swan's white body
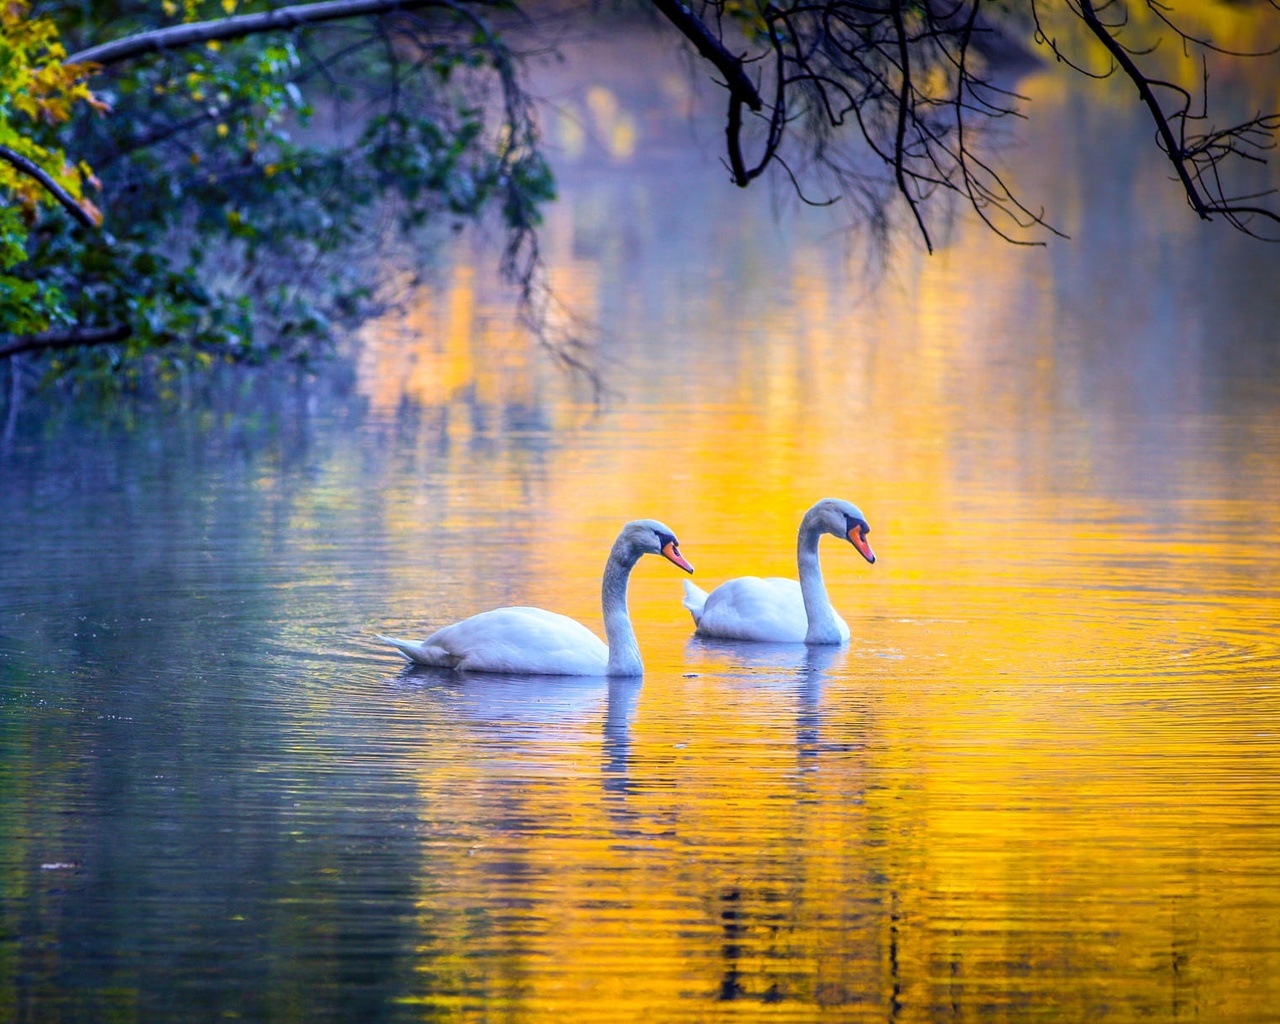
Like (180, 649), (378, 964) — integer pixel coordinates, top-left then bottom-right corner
(381, 607), (611, 674)
(379, 519), (692, 676)
(682, 498), (874, 646)
(683, 576), (843, 644)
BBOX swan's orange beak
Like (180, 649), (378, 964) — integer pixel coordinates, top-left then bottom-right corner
(848, 525), (876, 564)
(662, 541), (694, 574)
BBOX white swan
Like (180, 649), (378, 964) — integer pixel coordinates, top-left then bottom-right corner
(378, 519), (693, 676)
(681, 498), (874, 645)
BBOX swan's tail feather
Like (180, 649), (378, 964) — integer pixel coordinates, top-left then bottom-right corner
(377, 633), (454, 667)
(681, 579), (708, 625)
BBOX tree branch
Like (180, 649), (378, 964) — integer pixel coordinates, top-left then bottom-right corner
(0, 144), (98, 230)
(0, 324), (132, 361)
(67, 0), (457, 68)
(648, 0), (764, 111)
(889, 0), (933, 252)
(1077, 0), (1210, 218)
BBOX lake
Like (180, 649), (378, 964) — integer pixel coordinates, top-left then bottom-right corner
(3, 25), (1280, 1024)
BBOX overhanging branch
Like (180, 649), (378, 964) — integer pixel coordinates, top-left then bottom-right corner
(0, 144), (98, 229)
(67, 0), (457, 68)
(649, 0), (775, 187)
(890, 0), (933, 252)
(648, 0), (763, 112)
(0, 324), (132, 361)
(1077, 0), (1209, 218)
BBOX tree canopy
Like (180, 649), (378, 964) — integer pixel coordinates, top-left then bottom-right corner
(2, 0), (556, 390)
(2, 0), (1278, 395)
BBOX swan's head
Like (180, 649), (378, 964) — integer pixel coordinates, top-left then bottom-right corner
(810, 498), (875, 564)
(619, 519), (694, 573)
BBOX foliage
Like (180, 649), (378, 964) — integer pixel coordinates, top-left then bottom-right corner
(1, 0), (555, 392)
(0, 0), (105, 336)
(0, 0), (103, 212)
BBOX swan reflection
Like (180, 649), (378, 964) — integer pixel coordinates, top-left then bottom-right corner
(391, 663), (614, 723)
(684, 636), (848, 678)
(684, 639), (854, 774)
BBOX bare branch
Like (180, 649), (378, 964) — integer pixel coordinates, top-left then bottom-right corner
(889, 0), (933, 252)
(1078, 0), (1210, 215)
(648, 0), (764, 112)
(1143, 0), (1280, 59)
(1077, 0), (1280, 235)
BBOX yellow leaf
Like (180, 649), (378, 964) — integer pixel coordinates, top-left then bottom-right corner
(78, 197), (103, 227)
(79, 162), (102, 191)
(216, 123), (229, 138)
(221, 0), (237, 13)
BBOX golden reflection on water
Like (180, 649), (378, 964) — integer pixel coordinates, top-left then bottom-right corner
(354, 32), (1280, 1021)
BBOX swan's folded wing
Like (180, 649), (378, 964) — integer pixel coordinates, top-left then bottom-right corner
(695, 577), (809, 643)
(422, 607), (611, 675)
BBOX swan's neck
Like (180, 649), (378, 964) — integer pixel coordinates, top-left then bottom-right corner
(602, 541), (643, 676)
(797, 518), (842, 644)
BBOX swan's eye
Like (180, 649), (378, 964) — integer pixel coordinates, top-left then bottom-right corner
(844, 516), (870, 541)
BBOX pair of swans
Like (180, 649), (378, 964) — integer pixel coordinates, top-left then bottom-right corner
(378, 499), (874, 677)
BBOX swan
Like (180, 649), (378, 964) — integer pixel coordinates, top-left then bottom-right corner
(378, 519), (693, 676)
(681, 498), (874, 645)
